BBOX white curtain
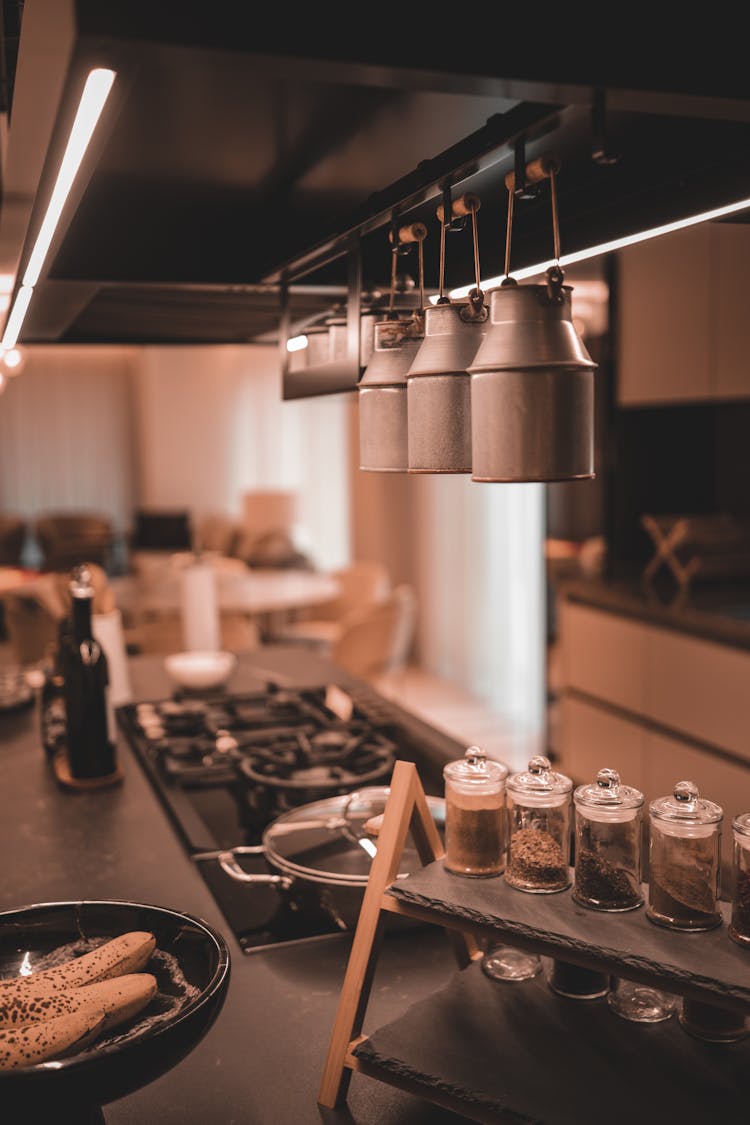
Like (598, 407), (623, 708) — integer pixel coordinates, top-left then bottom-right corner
(131, 345), (351, 570)
(413, 474), (546, 747)
(0, 346), (136, 542)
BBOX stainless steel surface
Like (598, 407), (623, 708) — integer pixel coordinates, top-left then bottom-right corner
(357, 319), (423, 388)
(406, 301), (487, 474)
(358, 319), (423, 472)
(468, 282), (596, 482)
(358, 386), (409, 472)
(214, 788), (446, 930)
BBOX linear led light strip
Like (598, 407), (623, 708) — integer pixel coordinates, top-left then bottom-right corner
(1, 67), (116, 349)
(446, 195), (750, 301)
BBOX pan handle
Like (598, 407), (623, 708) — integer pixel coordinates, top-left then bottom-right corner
(216, 849), (293, 889)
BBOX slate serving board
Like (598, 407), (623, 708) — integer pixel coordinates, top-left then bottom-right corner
(386, 861), (750, 1010)
(354, 960), (750, 1125)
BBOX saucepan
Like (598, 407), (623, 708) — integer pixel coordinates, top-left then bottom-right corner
(199, 786), (445, 931)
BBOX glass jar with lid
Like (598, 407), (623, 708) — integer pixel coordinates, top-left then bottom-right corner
(646, 780), (723, 931)
(505, 756), (572, 893)
(443, 746), (508, 877)
(729, 812), (750, 946)
(573, 767), (644, 912)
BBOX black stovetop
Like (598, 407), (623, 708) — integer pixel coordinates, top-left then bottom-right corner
(117, 680), (446, 952)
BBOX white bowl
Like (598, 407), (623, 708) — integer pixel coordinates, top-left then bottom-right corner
(164, 650), (237, 692)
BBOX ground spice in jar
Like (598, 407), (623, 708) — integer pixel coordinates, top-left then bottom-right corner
(649, 834), (720, 928)
(575, 848), (640, 909)
(731, 869), (750, 942)
(507, 826), (568, 890)
(680, 998), (749, 1043)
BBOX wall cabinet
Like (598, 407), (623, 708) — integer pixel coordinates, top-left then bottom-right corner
(616, 223), (750, 406)
(558, 598), (750, 869)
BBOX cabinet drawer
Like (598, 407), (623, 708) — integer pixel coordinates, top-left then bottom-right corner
(560, 601), (647, 713)
(645, 730), (750, 872)
(559, 694), (646, 792)
(646, 626), (750, 761)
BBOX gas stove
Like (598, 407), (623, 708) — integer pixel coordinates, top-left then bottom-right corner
(117, 680), (449, 952)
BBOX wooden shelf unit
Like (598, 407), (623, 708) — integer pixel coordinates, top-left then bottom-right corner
(318, 760), (750, 1123)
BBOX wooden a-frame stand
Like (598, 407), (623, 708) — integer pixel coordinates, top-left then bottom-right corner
(317, 759), (481, 1109)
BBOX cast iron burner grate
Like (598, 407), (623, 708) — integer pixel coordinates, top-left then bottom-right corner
(117, 682), (451, 950)
(120, 685), (402, 842)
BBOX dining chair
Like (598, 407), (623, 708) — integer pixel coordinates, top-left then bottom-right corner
(35, 512), (115, 573)
(273, 560), (392, 646)
(0, 515), (27, 566)
(328, 583), (417, 681)
(2, 563), (113, 665)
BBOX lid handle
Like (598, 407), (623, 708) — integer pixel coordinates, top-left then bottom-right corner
(673, 779), (699, 811)
(465, 745), (487, 771)
(528, 755), (550, 775)
(596, 767), (620, 795)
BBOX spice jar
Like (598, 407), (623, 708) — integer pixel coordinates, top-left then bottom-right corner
(729, 812), (750, 946)
(547, 959), (609, 1000)
(505, 756), (572, 893)
(646, 780), (723, 931)
(679, 998), (748, 1043)
(443, 746), (508, 877)
(573, 767), (644, 912)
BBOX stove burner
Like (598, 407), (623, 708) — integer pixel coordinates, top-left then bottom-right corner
(119, 683), (449, 952)
(238, 725), (395, 791)
(133, 689), (396, 793)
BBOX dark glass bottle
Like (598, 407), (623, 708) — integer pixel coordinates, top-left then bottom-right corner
(61, 565), (117, 779)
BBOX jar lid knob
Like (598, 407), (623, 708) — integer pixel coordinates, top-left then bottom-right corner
(465, 745), (487, 770)
(596, 767), (620, 793)
(528, 755), (550, 775)
(674, 779), (699, 805)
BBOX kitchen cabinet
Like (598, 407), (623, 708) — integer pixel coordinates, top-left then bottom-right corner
(715, 223), (750, 399)
(320, 762), (750, 1125)
(616, 223), (750, 406)
(560, 598), (646, 712)
(560, 693), (647, 793)
(558, 597), (750, 869)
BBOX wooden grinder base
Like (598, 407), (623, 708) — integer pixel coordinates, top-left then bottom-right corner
(51, 748), (124, 791)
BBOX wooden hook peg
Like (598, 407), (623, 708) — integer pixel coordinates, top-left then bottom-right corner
(389, 221), (427, 246)
(504, 153), (561, 192)
(436, 192), (481, 224)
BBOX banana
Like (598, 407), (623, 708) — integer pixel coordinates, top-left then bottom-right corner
(76, 972), (157, 1030)
(0, 1004), (106, 1070)
(0, 931), (156, 1001)
(0, 973), (157, 1031)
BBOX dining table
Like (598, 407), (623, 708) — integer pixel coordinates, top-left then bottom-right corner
(109, 557), (341, 641)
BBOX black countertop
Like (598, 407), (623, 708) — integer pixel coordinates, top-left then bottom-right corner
(0, 646), (470, 1125)
(556, 575), (750, 652)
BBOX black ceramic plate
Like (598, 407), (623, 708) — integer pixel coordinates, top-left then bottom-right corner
(0, 900), (230, 1118)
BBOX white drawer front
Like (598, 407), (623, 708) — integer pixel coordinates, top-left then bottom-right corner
(561, 601), (647, 714)
(560, 694), (646, 793)
(645, 730), (750, 873)
(646, 626), (750, 761)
